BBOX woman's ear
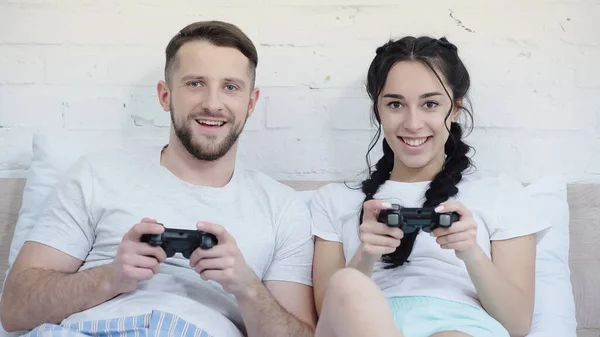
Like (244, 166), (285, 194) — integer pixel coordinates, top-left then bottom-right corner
(452, 98), (463, 122)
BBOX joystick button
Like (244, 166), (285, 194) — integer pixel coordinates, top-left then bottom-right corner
(388, 214), (400, 227)
(201, 236), (216, 249)
(439, 214), (451, 227)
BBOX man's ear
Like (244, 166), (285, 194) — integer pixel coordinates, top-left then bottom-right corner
(247, 87), (260, 118)
(157, 80), (171, 112)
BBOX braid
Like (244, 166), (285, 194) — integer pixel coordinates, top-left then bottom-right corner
(379, 122), (472, 268)
(424, 122), (471, 208)
(360, 139), (394, 212)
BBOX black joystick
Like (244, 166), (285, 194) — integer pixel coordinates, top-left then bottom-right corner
(377, 204), (459, 234)
(141, 224), (218, 258)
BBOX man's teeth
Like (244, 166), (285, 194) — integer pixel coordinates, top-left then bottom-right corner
(197, 119), (225, 126)
(402, 137), (428, 147)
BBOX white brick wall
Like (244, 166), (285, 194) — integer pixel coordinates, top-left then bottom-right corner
(0, 0), (599, 183)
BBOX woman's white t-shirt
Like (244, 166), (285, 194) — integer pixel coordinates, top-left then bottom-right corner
(310, 172), (551, 309)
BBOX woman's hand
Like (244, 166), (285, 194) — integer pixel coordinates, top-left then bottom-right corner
(432, 201), (482, 262)
(358, 200), (404, 258)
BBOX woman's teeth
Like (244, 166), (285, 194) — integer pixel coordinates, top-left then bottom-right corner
(401, 137), (429, 147)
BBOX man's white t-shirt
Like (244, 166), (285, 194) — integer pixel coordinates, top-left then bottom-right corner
(26, 146), (314, 337)
(310, 173), (550, 310)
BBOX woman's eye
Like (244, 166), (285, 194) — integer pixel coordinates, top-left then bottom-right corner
(388, 102), (402, 109)
(424, 101), (439, 109)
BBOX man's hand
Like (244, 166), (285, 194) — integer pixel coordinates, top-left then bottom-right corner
(108, 218), (167, 294)
(189, 222), (260, 298)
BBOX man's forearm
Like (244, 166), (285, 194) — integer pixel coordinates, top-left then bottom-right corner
(236, 281), (314, 337)
(464, 248), (534, 337)
(0, 265), (118, 332)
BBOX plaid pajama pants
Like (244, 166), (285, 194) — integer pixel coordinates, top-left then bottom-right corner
(21, 311), (213, 337)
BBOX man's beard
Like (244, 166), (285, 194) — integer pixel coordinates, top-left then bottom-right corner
(170, 104), (248, 161)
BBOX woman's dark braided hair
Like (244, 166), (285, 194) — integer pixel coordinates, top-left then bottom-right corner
(359, 36), (475, 269)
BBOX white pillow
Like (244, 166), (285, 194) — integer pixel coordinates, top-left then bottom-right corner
(7, 130), (130, 270)
(5, 129), (169, 271)
(526, 175), (577, 337)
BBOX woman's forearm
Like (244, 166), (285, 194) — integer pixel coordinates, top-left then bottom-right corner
(347, 250), (379, 277)
(463, 247), (534, 337)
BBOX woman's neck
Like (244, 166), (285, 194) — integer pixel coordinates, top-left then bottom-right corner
(389, 155), (444, 183)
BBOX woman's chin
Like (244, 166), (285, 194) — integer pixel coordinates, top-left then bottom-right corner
(397, 154), (432, 170)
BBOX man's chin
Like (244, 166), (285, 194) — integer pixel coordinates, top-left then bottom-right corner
(186, 141), (234, 161)
(188, 149), (228, 161)
(174, 123), (241, 162)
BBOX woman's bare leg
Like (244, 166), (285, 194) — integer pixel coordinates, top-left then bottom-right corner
(315, 268), (404, 337)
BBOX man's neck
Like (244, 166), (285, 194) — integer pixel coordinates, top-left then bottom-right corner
(160, 140), (236, 188)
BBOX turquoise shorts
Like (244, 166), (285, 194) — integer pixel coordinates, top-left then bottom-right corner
(386, 296), (509, 337)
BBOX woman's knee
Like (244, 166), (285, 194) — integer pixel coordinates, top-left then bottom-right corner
(324, 268), (377, 303)
(327, 268), (369, 291)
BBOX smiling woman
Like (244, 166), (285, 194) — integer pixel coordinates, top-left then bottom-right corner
(360, 36), (474, 269)
(311, 36), (550, 337)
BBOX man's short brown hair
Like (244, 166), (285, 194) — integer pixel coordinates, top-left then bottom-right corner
(164, 21), (258, 86)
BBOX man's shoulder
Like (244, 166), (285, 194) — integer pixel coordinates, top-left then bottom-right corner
(81, 146), (161, 172)
(238, 169), (300, 202)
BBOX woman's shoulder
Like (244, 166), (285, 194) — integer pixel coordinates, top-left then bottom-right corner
(312, 181), (366, 204)
(459, 171), (525, 197)
(456, 171), (534, 222)
(309, 181), (366, 216)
